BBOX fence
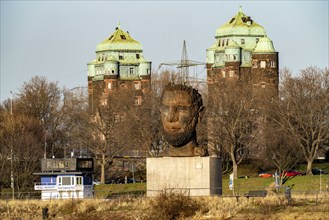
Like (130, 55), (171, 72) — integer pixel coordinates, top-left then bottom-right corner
(1, 188), (329, 205)
(1, 191), (41, 200)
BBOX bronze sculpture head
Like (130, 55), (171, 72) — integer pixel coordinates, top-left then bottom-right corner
(160, 83), (207, 156)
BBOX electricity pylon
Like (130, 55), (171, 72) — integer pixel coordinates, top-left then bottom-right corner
(158, 40), (205, 84)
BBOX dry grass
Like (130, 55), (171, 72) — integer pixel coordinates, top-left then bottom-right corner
(0, 194), (328, 220)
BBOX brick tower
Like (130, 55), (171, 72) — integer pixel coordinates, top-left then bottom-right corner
(87, 24), (151, 112)
(206, 7), (279, 158)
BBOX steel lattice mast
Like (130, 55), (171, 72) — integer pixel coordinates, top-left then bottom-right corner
(158, 40), (205, 84)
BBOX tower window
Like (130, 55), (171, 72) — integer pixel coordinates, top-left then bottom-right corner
(260, 61), (266, 68)
(218, 40), (221, 47)
(101, 99), (108, 106)
(230, 18), (235, 23)
(252, 60), (258, 68)
(136, 54), (140, 59)
(270, 61), (276, 68)
(241, 39), (245, 44)
(119, 52), (124, 60)
(129, 67), (135, 75)
(120, 35), (126, 40)
(135, 96), (142, 106)
(134, 81), (141, 90)
(111, 69), (115, 74)
(114, 113), (125, 123)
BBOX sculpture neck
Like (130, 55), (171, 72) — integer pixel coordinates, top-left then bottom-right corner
(168, 139), (198, 157)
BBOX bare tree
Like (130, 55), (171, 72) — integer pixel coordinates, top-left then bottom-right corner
(15, 76), (65, 158)
(61, 87), (91, 157)
(0, 110), (43, 192)
(148, 70), (176, 156)
(78, 88), (142, 183)
(265, 123), (303, 186)
(209, 80), (255, 179)
(270, 67), (329, 175)
(16, 76), (60, 122)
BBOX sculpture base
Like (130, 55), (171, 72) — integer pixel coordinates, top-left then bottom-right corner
(146, 156), (222, 197)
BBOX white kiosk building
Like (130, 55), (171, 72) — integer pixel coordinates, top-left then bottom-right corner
(34, 158), (94, 199)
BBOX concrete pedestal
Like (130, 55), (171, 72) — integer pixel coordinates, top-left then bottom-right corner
(147, 157), (222, 197)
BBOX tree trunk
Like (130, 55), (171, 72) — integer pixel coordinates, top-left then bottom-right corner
(232, 160), (238, 179)
(100, 154), (106, 184)
(306, 160), (313, 175)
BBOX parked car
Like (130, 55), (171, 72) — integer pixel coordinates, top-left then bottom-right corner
(259, 172), (273, 178)
(92, 179), (101, 185)
(238, 175), (249, 179)
(312, 168), (328, 175)
(282, 170), (303, 177)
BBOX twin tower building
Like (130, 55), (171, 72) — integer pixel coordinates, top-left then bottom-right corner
(87, 8), (279, 155)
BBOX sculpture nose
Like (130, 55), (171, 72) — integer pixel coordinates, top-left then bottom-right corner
(167, 107), (178, 122)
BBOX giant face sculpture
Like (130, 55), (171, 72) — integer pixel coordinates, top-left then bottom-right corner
(160, 83), (206, 156)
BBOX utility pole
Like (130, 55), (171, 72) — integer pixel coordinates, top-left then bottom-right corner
(10, 91), (14, 199)
(41, 117), (47, 159)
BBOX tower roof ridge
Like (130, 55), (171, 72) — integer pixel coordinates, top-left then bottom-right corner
(96, 25), (142, 52)
(215, 8), (266, 37)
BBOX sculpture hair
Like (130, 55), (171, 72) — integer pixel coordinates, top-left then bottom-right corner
(162, 83), (203, 111)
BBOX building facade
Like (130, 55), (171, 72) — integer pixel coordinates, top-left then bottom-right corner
(206, 7), (278, 90)
(86, 25), (152, 181)
(206, 8), (279, 158)
(87, 25), (152, 111)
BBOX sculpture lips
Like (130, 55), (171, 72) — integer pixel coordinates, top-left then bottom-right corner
(165, 125), (182, 133)
(168, 128), (180, 132)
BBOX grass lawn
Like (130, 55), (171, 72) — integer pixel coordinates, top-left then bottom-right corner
(94, 182), (146, 199)
(221, 174), (329, 195)
(92, 161), (329, 197)
(284, 174), (329, 191)
(222, 176), (274, 195)
(93, 173), (329, 197)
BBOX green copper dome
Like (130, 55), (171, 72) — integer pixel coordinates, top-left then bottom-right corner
(216, 7), (266, 37)
(253, 37), (276, 53)
(96, 27), (142, 52)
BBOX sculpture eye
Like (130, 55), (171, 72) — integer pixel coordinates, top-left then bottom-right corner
(160, 105), (169, 112)
(176, 106), (189, 111)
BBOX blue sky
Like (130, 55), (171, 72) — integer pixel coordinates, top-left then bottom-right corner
(1, 1), (328, 102)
